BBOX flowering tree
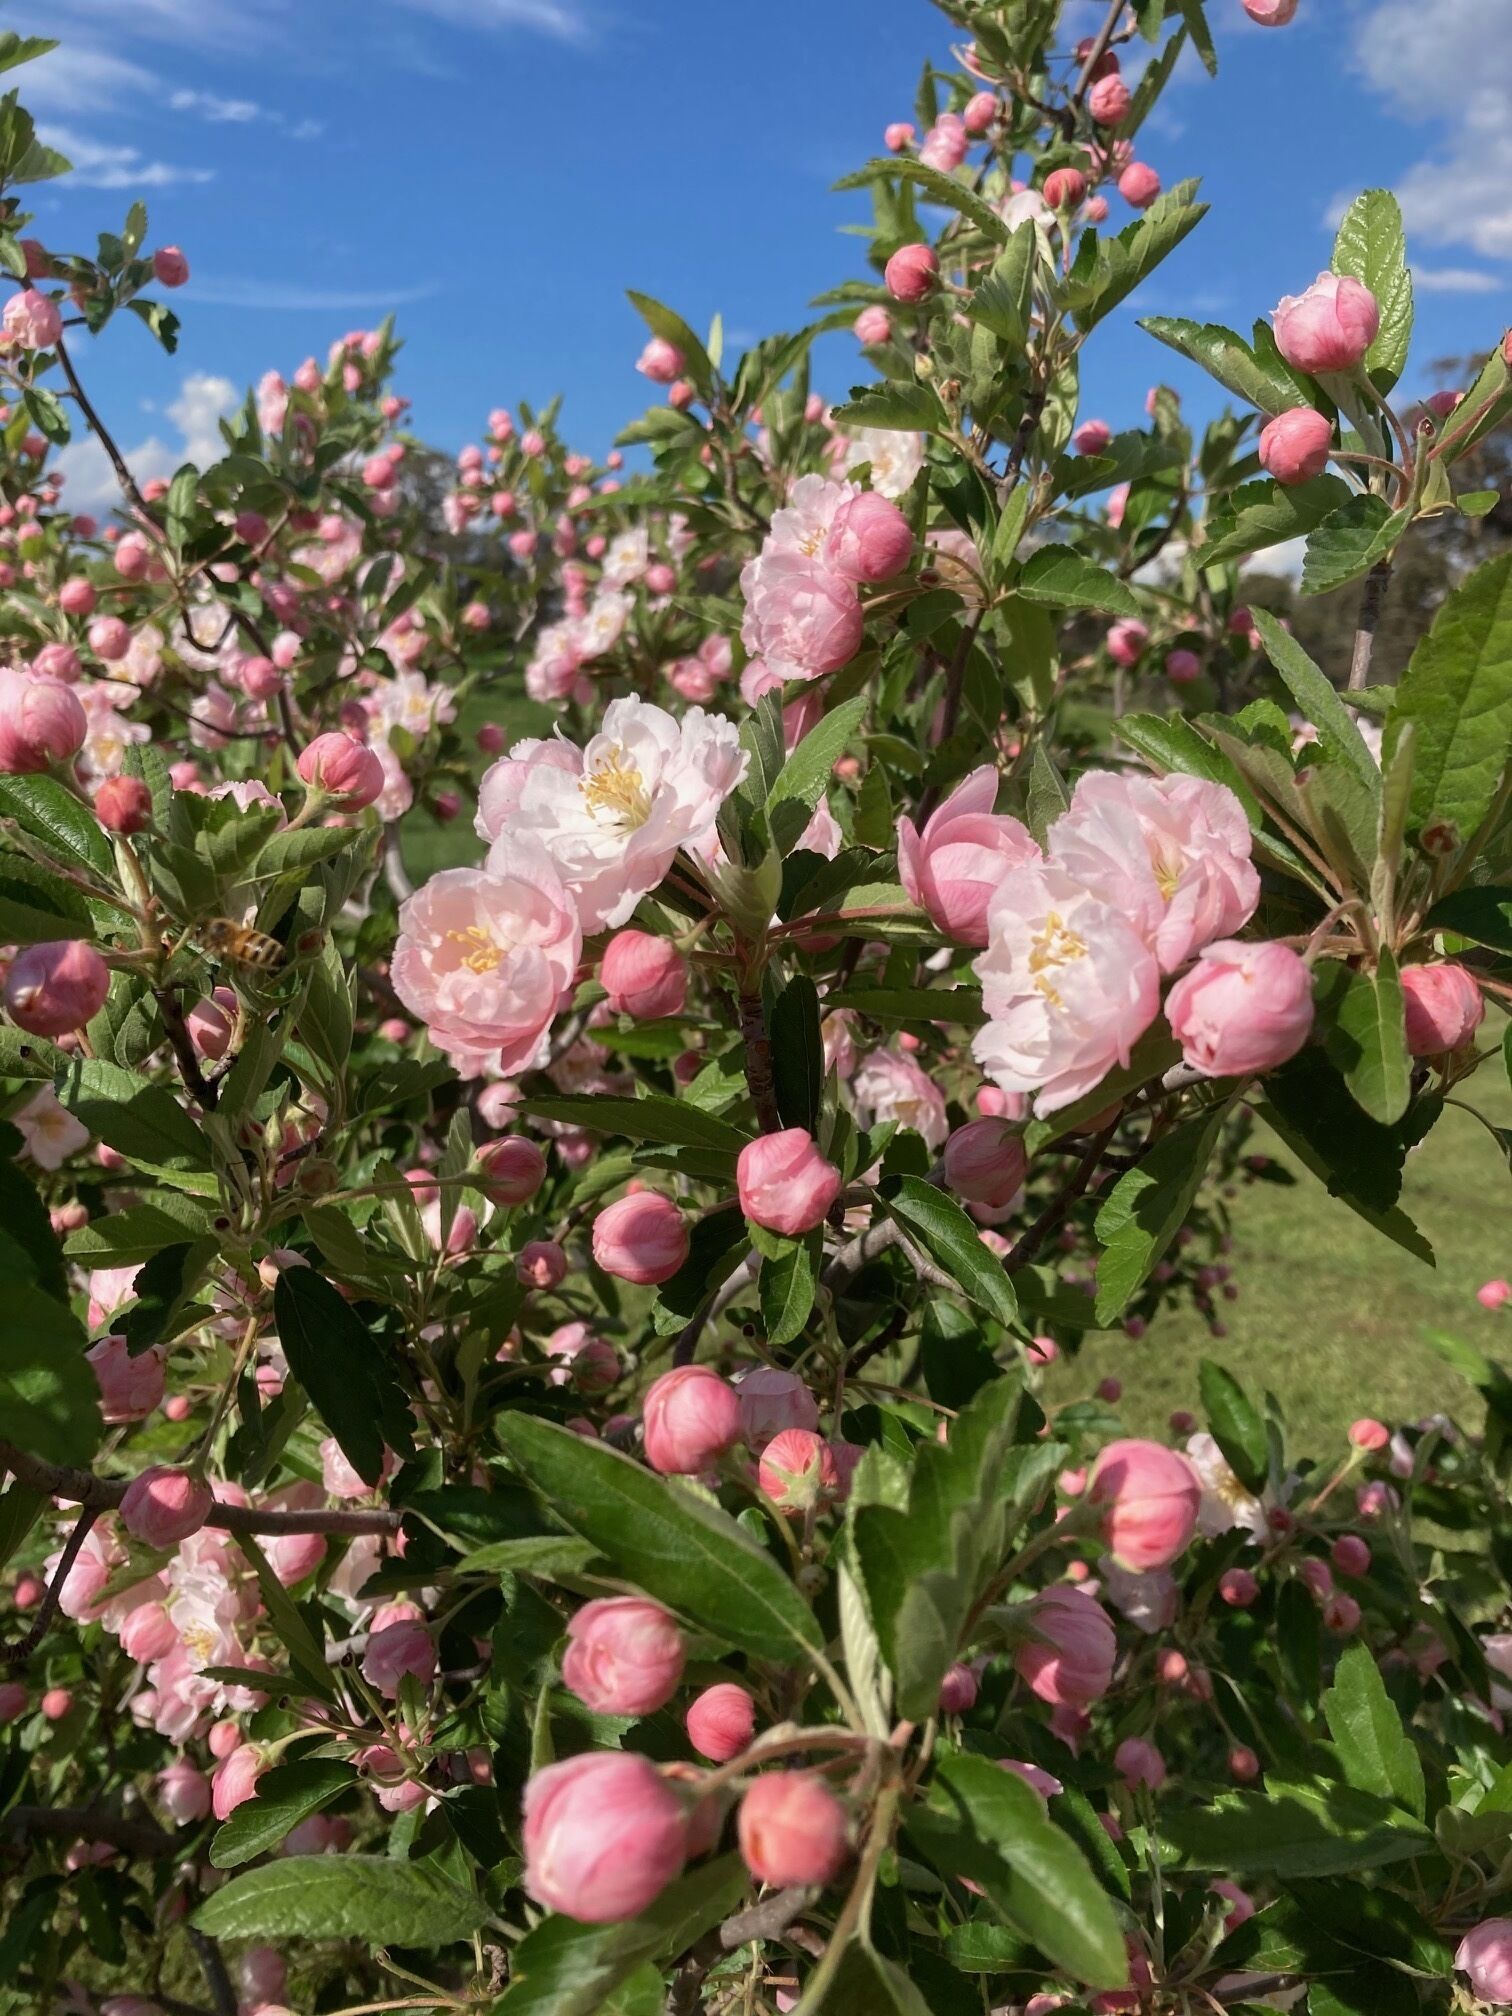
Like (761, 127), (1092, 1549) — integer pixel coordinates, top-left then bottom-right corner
(3, 2), (1512, 2013)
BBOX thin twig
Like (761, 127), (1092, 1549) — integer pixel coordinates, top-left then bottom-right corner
(1071, 0), (1127, 106)
(1, 1505), (99, 1665)
(1002, 1117), (1119, 1275)
(1348, 558), (1393, 691)
(0, 1803), (179, 1859)
(186, 1928), (238, 2016)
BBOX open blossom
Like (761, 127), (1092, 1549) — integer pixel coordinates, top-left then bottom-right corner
(898, 765), (1041, 946)
(1047, 773), (1259, 973)
(740, 548), (862, 684)
(484, 696), (746, 931)
(851, 1046), (948, 1149)
(841, 425), (923, 499)
(391, 842), (582, 1075)
(973, 864), (1161, 1115)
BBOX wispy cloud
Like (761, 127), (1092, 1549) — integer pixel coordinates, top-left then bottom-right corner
(388, 0), (593, 43)
(1413, 263), (1503, 294)
(187, 275), (439, 311)
(38, 123), (215, 189)
(170, 87), (260, 123)
(56, 371), (237, 513)
(22, 41), (155, 115)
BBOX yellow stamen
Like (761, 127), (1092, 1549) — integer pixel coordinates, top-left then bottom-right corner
(1027, 910), (1088, 1011)
(446, 924), (503, 975)
(580, 744), (651, 828)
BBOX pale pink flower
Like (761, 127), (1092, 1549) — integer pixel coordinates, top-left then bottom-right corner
(898, 765), (1041, 946)
(739, 548), (862, 684)
(851, 1047), (948, 1149)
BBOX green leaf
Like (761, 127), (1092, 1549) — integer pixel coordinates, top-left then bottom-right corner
(1426, 886), (1512, 953)
(828, 986), (982, 1026)
(964, 226), (1036, 347)
(62, 1199), (212, 1266)
(625, 289), (712, 392)
(1259, 1053), (1433, 1263)
(1301, 495), (1399, 597)
(1200, 475), (1352, 570)
(1139, 315), (1311, 416)
(1324, 1644), (1426, 1819)
(1017, 545), (1140, 618)
(831, 379), (945, 434)
(908, 1754), (1128, 1990)
(53, 1058), (215, 1191)
(881, 1175), (1018, 1328)
(517, 1094), (749, 1154)
(1386, 549), (1512, 848)
(1332, 190), (1413, 390)
(1094, 1109), (1226, 1322)
(758, 1227), (821, 1349)
(1314, 952), (1410, 1126)
(210, 1759), (356, 1868)
(0, 1282), (101, 1466)
(1250, 610), (1380, 797)
(1066, 179), (1208, 331)
(824, 1942), (936, 2016)
(0, 775), (113, 877)
(234, 1531), (334, 1699)
(272, 1268), (414, 1488)
(766, 696), (866, 851)
(770, 975), (823, 1132)
(1198, 1359), (1268, 1493)
(0, 857), (98, 943)
(496, 1414), (820, 1661)
(0, 34), (59, 75)
(193, 1855), (486, 1945)
(1160, 1781), (1432, 1876)
(838, 155), (1009, 243)
(1115, 713), (1263, 823)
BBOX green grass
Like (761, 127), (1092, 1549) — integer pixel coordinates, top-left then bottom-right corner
(1043, 1084), (1512, 1444)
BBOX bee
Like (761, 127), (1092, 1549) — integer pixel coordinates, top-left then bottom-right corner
(191, 918), (286, 972)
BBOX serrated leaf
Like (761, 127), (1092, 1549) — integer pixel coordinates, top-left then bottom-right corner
(193, 1855), (486, 1945)
(881, 1175), (1018, 1328)
(210, 1759), (356, 1868)
(1160, 1782), (1431, 1876)
(1331, 189), (1413, 390)
(1198, 1359), (1267, 1492)
(1314, 952), (1410, 1125)
(1324, 1644), (1425, 1818)
(1139, 315), (1311, 416)
(1249, 610), (1380, 797)
(759, 1228), (821, 1348)
(1017, 545), (1140, 617)
(1094, 1109), (1225, 1322)
(1200, 474), (1351, 569)
(1301, 494), (1400, 596)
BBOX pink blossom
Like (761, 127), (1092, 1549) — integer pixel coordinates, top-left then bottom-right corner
(1014, 1586), (1116, 1706)
(592, 1191), (688, 1284)
(740, 548), (863, 684)
(1400, 962), (1484, 1056)
(1259, 407), (1334, 485)
(3, 289), (61, 348)
(898, 764), (1041, 946)
(562, 1596), (684, 1715)
(1092, 1440), (1201, 1571)
(642, 1365), (743, 1474)
(735, 1367), (819, 1445)
(1457, 1920), (1512, 2004)
(686, 1681), (755, 1761)
(851, 1046), (949, 1148)
(211, 1745), (264, 1821)
(1118, 162), (1161, 209)
(523, 1752), (686, 1922)
(736, 1128), (842, 1236)
(1272, 273), (1380, 375)
(1164, 939), (1313, 1078)
(854, 304), (892, 345)
(0, 670), (87, 772)
(636, 336), (685, 383)
(739, 1772), (849, 1886)
(362, 1614), (437, 1696)
(87, 1335), (164, 1422)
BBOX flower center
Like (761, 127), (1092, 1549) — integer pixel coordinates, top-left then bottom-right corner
(580, 744), (651, 829)
(1027, 911), (1088, 1008)
(1149, 839), (1182, 902)
(446, 923), (504, 975)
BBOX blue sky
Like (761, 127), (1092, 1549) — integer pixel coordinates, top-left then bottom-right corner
(14, 0), (1509, 507)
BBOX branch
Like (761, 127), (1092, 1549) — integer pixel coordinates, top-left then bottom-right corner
(720, 1885), (813, 1951)
(1348, 558), (1393, 690)
(187, 1928), (238, 2016)
(738, 985), (782, 1134)
(55, 333), (154, 521)
(155, 984), (217, 1111)
(2, 1505), (98, 1665)
(0, 1803), (180, 1859)
(1070, 0), (1128, 107)
(1002, 1117), (1120, 1275)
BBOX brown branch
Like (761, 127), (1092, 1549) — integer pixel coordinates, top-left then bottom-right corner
(0, 1803), (179, 1859)
(154, 984), (217, 1111)
(738, 986), (782, 1134)
(720, 1885), (812, 1952)
(1348, 558), (1393, 691)
(187, 1928), (238, 2016)
(1071, 0), (1128, 107)
(55, 334), (154, 522)
(1002, 1116), (1120, 1275)
(2, 1505), (99, 1665)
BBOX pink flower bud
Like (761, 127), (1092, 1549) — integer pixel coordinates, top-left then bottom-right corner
(1090, 1439), (1200, 1571)
(1332, 1535), (1371, 1577)
(0, 670), (87, 771)
(1088, 74), (1131, 125)
(211, 1745), (264, 1820)
(1164, 939), (1314, 1078)
(600, 930), (688, 1019)
(938, 1662), (979, 1713)
(736, 1128), (842, 1237)
(152, 245), (189, 287)
(239, 654), (283, 701)
(40, 1687), (72, 1721)
(32, 643), (80, 683)
(884, 243), (939, 304)
(1258, 406), (1334, 485)
(476, 1135), (546, 1205)
(854, 304), (892, 346)
(88, 616), (130, 662)
(1015, 1586), (1116, 1706)
(157, 1757), (212, 1822)
(1400, 961), (1484, 1056)
(686, 1681), (755, 1761)
(120, 1466), (212, 1549)
(296, 730), (384, 808)
(884, 121), (915, 152)
(943, 1118), (1027, 1208)
(897, 764), (1039, 947)
(1229, 1744), (1261, 1782)
(113, 534), (150, 581)
(592, 1192), (689, 1285)
(1242, 0), (1298, 20)
(1106, 617), (1148, 666)
(2, 289), (61, 349)
(6, 939), (110, 1036)
(1272, 273), (1380, 376)
(562, 1596), (684, 1715)
(1478, 1278), (1512, 1312)
(0, 1682), (26, 1723)
(185, 987), (235, 1061)
(736, 1367), (819, 1445)
(738, 1772), (849, 1887)
(1349, 1417), (1389, 1452)
(1219, 1567), (1259, 1608)
(516, 1239), (568, 1290)
(1323, 1592), (1361, 1634)
(824, 490), (913, 583)
(1114, 1737), (1166, 1790)
(1118, 162), (1161, 210)
(1458, 1920), (1512, 2004)
(962, 89), (997, 134)
(636, 336), (685, 383)
(58, 577), (96, 616)
(1073, 418), (1113, 455)
(94, 774), (152, 835)
(523, 1751), (686, 1922)
(757, 1427), (838, 1511)
(239, 1948), (287, 2004)
(362, 1614), (437, 1697)
(1044, 167), (1088, 210)
(1165, 648), (1201, 684)
(642, 1365), (743, 1474)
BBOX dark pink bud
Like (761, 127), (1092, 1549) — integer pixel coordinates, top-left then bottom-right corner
(6, 939), (110, 1036)
(884, 242), (939, 304)
(296, 731), (384, 807)
(95, 774), (152, 835)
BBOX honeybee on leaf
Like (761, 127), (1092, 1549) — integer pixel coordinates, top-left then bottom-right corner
(188, 918), (286, 972)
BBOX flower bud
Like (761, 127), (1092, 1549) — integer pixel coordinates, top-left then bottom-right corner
(1258, 406), (1334, 485)
(686, 1681), (755, 1761)
(1044, 167), (1087, 210)
(1106, 617), (1148, 666)
(1088, 74), (1131, 125)
(884, 243), (939, 304)
(152, 245), (190, 287)
(1349, 1417), (1389, 1452)
(523, 1752), (686, 1922)
(735, 1367), (819, 1444)
(0, 670), (87, 772)
(211, 1744), (264, 1820)
(736, 1128), (842, 1237)
(884, 121), (915, 152)
(6, 939), (110, 1036)
(642, 1365), (743, 1475)
(600, 930), (688, 1019)
(1323, 1592), (1361, 1634)
(157, 1757), (212, 1822)
(95, 774), (152, 835)
(1090, 1439), (1200, 1572)
(1114, 1737), (1166, 1790)
(1229, 1744), (1261, 1782)
(239, 1949), (287, 2004)
(1479, 1278), (1512, 1312)
(186, 988), (236, 1061)
(1242, 0), (1298, 20)
(854, 304), (892, 345)
(1219, 1567), (1259, 1608)
(962, 90), (997, 135)
(88, 615), (131, 662)
(592, 1191), (689, 1285)
(516, 1239), (567, 1290)
(33, 642), (81, 683)
(476, 1135), (546, 1205)
(1014, 1586), (1116, 1706)
(757, 1427), (838, 1511)
(562, 1596), (684, 1715)
(1332, 1535), (1371, 1577)
(1118, 163), (1161, 209)
(1457, 1920), (1512, 2004)
(824, 490), (913, 583)
(2, 288), (61, 349)
(938, 1662), (979, 1713)
(636, 336), (685, 383)
(0, 1683), (26, 1723)
(738, 1772), (849, 1886)
(120, 1466), (212, 1549)
(1073, 418), (1113, 455)
(296, 730), (385, 808)
(944, 1118), (1027, 1208)
(1400, 961), (1484, 1056)
(1272, 273), (1380, 375)
(1164, 940), (1313, 1078)
(1165, 648), (1201, 684)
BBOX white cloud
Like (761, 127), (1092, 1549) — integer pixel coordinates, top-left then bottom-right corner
(388, 0), (592, 41)
(188, 276), (438, 311)
(22, 41), (155, 115)
(55, 371), (237, 514)
(1413, 263), (1503, 294)
(38, 124), (215, 189)
(169, 87), (260, 122)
